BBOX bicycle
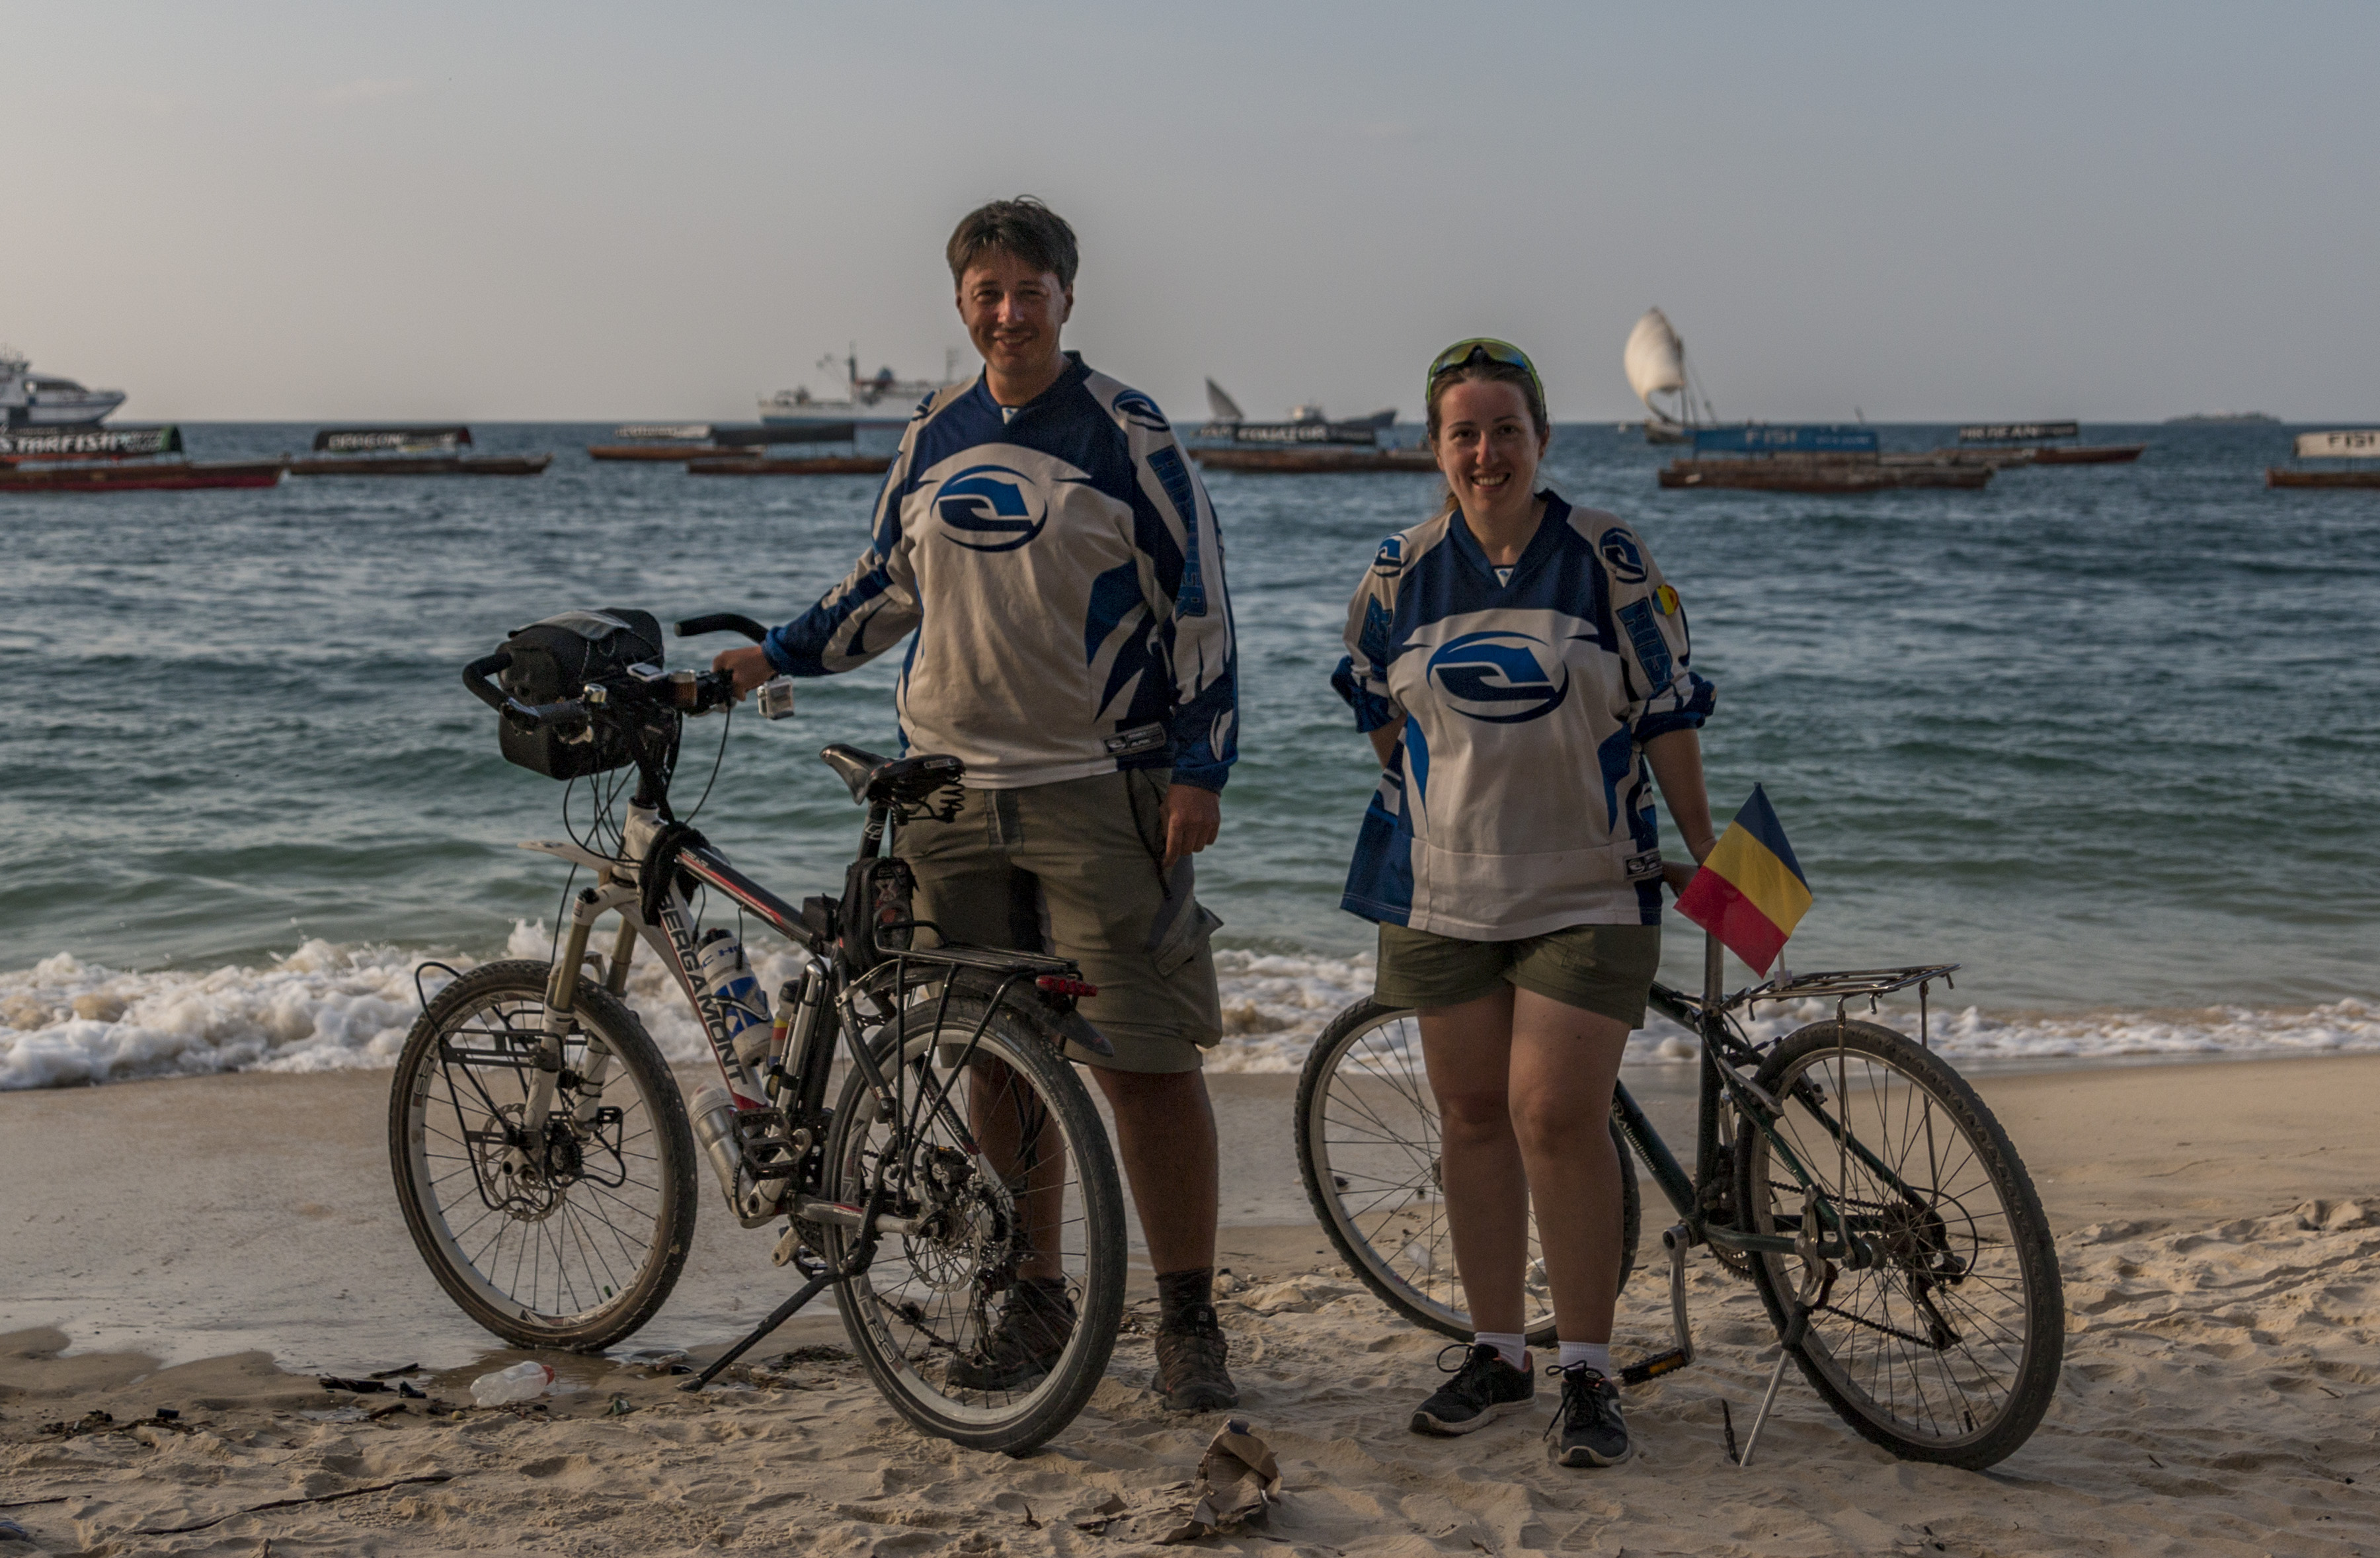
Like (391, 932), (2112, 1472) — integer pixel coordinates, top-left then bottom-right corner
(388, 611), (1127, 1454)
(1295, 924), (2063, 1469)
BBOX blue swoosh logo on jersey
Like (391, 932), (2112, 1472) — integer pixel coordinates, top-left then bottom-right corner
(1425, 630), (1569, 723)
(935, 464), (1049, 552)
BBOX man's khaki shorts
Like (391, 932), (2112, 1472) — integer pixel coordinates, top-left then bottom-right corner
(1374, 922), (1662, 1028)
(893, 769), (1223, 1074)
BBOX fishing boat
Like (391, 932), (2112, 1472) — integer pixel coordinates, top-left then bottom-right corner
(1955, 422), (2145, 465)
(0, 348), (128, 428)
(686, 454), (892, 477)
(759, 348), (970, 429)
(287, 427), (552, 477)
(586, 423), (857, 461)
(1194, 380), (1409, 471)
(0, 460), (284, 493)
(1191, 444), (1436, 473)
(1623, 309), (1718, 444)
(2268, 429), (2380, 489)
(1659, 426), (1991, 493)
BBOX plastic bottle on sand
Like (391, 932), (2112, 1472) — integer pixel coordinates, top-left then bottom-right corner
(470, 1360), (555, 1406)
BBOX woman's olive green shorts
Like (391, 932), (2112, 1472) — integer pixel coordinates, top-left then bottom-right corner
(1374, 922), (1663, 1027)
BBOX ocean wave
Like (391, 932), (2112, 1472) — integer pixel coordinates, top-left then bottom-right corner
(5, 940), (2377, 1090)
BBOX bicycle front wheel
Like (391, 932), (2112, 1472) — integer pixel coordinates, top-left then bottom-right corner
(1296, 1000), (1640, 1346)
(389, 960), (697, 1350)
(822, 995), (1126, 1455)
(1736, 1020), (2063, 1469)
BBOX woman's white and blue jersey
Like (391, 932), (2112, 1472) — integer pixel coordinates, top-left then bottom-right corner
(762, 353), (1237, 792)
(1331, 493), (1714, 936)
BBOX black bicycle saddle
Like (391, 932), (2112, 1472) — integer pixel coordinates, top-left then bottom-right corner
(817, 744), (967, 807)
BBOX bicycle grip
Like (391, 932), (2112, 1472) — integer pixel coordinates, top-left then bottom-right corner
(674, 614), (770, 643)
(463, 651), (513, 712)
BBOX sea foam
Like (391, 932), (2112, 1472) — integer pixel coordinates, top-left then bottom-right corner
(4, 940), (2376, 1090)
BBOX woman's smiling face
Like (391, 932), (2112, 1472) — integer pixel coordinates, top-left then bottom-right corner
(1432, 378), (1547, 519)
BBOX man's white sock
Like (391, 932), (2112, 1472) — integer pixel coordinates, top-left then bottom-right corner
(1473, 1331), (1528, 1372)
(1558, 1340), (1612, 1377)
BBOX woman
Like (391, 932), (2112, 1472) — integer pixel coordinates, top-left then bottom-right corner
(1330, 339), (1716, 1468)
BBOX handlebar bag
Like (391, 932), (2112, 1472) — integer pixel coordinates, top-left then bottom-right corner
(495, 607), (667, 779)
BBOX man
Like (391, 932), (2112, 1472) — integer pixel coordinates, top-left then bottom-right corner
(715, 196), (1240, 1412)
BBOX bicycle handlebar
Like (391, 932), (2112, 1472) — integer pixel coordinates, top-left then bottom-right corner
(674, 614), (770, 643)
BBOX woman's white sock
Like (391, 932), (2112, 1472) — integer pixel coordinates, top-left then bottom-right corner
(1558, 1340), (1612, 1377)
(1473, 1331), (1528, 1372)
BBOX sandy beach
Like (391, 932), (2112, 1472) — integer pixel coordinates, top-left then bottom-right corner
(5, 1055), (2378, 1556)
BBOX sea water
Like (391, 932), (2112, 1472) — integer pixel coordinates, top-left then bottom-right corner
(3, 421), (2375, 1088)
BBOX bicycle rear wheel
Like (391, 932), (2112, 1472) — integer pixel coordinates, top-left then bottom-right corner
(389, 960), (697, 1350)
(822, 995), (1126, 1455)
(1295, 1000), (1640, 1346)
(1735, 1020), (2063, 1469)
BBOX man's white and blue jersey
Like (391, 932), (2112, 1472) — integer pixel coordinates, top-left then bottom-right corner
(762, 353), (1237, 792)
(1331, 493), (1714, 936)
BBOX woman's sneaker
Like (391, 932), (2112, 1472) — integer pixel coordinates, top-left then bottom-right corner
(1410, 1343), (1536, 1435)
(1546, 1363), (1631, 1466)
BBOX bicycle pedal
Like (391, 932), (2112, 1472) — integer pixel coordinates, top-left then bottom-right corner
(1619, 1348), (1688, 1387)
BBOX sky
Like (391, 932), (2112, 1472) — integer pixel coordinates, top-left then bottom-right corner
(7, 1), (2376, 424)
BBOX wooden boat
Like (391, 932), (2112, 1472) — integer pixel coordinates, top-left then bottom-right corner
(1624, 309), (1720, 444)
(0, 459), (284, 492)
(1191, 445), (1437, 473)
(288, 426), (552, 476)
(2268, 429), (2380, 487)
(1660, 457), (1989, 493)
(686, 455), (892, 476)
(588, 422), (855, 462)
(1662, 427), (1989, 492)
(1956, 422), (2144, 465)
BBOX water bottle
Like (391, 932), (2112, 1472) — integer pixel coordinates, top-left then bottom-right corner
(694, 928), (772, 1070)
(469, 1360), (554, 1406)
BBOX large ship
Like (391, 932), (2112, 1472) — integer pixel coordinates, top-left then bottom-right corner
(759, 347), (972, 429)
(1, 347), (128, 428)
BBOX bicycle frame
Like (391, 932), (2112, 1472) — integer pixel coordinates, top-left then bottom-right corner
(1610, 934), (1963, 1270)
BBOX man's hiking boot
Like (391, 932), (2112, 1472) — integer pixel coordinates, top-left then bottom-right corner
(1152, 1303), (1238, 1412)
(1410, 1342), (1536, 1435)
(1546, 1363), (1631, 1467)
(947, 1277), (1075, 1393)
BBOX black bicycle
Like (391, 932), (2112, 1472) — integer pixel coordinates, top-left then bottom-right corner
(1296, 928), (2063, 1469)
(388, 609), (1126, 1454)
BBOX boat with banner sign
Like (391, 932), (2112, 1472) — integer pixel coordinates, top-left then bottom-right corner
(0, 424), (282, 492)
(1952, 421), (2145, 466)
(587, 422), (859, 462)
(686, 454), (892, 477)
(2268, 429), (2380, 489)
(1623, 308), (1718, 444)
(760, 348), (970, 429)
(287, 427), (551, 477)
(1193, 380), (1417, 470)
(0, 348), (128, 428)
(1660, 425), (1991, 493)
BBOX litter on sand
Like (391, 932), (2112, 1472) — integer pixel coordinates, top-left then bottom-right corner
(1156, 1419), (1283, 1544)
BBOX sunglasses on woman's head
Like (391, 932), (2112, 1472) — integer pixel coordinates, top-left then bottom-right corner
(1425, 338), (1544, 409)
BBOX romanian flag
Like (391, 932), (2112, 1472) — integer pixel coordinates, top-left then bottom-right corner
(1675, 785), (1811, 975)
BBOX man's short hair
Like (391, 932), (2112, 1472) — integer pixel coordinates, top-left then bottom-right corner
(947, 197), (1079, 290)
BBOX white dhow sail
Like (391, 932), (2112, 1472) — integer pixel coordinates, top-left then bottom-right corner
(1624, 308), (1688, 411)
(1205, 378), (1246, 424)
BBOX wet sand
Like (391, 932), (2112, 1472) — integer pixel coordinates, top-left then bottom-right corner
(3, 1055), (2378, 1555)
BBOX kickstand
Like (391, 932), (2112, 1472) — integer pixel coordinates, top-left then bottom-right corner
(1739, 1192), (1825, 1467)
(680, 1270), (834, 1392)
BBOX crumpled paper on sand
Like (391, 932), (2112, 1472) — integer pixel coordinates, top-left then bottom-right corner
(1156, 1419), (1283, 1544)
